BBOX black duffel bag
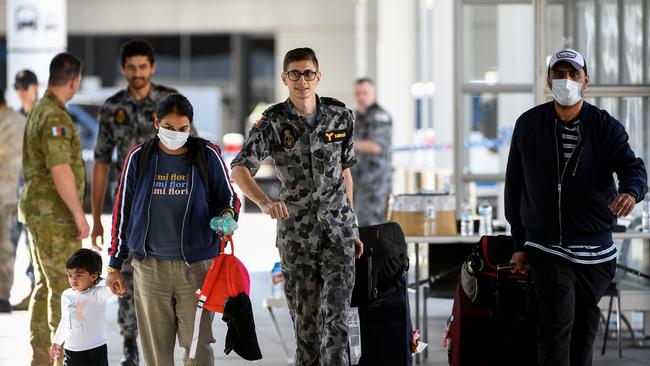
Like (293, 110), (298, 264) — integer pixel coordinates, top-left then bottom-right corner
(352, 222), (409, 307)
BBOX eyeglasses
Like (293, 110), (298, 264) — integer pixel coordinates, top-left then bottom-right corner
(285, 70), (318, 81)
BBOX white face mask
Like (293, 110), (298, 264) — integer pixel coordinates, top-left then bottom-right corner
(157, 127), (189, 151)
(551, 79), (584, 106)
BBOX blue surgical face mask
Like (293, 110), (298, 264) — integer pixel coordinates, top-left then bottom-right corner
(157, 127), (189, 150)
(551, 79), (584, 106)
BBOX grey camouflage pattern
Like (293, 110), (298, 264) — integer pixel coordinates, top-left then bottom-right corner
(351, 103), (392, 226)
(232, 96), (359, 365)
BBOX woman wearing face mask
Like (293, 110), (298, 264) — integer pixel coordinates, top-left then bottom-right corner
(505, 49), (647, 366)
(106, 93), (240, 365)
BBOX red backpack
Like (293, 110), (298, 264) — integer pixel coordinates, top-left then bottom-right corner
(195, 237), (250, 313)
(190, 237), (250, 359)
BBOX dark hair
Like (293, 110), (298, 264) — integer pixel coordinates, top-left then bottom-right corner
(0, 90), (5, 106)
(48, 52), (83, 86)
(354, 77), (375, 86)
(156, 93), (194, 123)
(66, 249), (103, 284)
(283, 47), (319, 71)
(120, 39), (156, 67)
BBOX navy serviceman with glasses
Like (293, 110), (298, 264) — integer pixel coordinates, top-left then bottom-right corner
(231, 47), (363, 365)
(505, 48), (647, 366)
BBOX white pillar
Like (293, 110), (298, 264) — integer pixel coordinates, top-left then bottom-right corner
(6, 0), (67, 108)
(355, 0), (368, 78)
(377, 0), (417, 193)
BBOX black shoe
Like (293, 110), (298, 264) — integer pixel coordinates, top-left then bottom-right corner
(0, 298), (11, 313)
(120, 338), (139, 366)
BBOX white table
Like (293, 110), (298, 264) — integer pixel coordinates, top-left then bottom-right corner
(262, 297), (293, 365)
(405, 232), (650, 363)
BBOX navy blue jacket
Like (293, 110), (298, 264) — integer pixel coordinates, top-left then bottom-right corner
(109, 141), (240, 269)
(505, 101), (647, 252)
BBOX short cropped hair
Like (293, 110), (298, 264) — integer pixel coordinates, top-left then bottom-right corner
(48, 52), (83, 86)
(354, 77), (375, 86)
(283, 47), (319, 72)
(66, 249), (103, 284)
(120, 39), (156, 67)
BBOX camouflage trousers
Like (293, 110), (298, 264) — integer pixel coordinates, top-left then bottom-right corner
(27, 219), (80, 366)
(0, 204), (17, 300)
(279, 231), (355, 366)
(118, 256), (138, 340)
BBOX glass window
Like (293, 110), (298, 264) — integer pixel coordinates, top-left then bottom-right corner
(622, 0), (643, 84)
(146, 36), (181, 80)
(621, 97), (646, 162)
(463, 93), (534, 174)
(576, 0), (596, 80)
(598, 0), (619, 84)
(599, 97), (619, 117)
(189, 35), (231, 80)
(462, 4), (533, 84)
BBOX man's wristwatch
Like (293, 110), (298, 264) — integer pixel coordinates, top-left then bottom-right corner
(107, 266), (120, 274)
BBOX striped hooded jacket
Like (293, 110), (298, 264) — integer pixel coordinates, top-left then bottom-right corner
(108, 140), (240, 270)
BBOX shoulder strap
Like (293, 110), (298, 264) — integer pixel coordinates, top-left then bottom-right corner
(136, 139), (158, 181)
(195, 139), (210, 201)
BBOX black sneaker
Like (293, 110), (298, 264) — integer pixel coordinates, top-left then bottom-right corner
(120, 338), (139, 366)
(0, 299), (11, 313)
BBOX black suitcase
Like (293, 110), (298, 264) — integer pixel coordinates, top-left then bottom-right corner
(352, 222), (413, 366)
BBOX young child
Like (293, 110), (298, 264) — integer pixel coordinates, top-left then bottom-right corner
(49, 249), (115, 365)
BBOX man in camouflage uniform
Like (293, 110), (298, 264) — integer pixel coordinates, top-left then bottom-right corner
(92, 39), (179, 366)
(20, 53), (87, 366)
(232, 47), (363, 366)
(351, 78), (393, 226)
(0, 90), (27, 313)
(11, 69), (39, 311)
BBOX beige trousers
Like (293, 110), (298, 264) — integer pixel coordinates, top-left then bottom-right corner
(133, 257), (215, 366)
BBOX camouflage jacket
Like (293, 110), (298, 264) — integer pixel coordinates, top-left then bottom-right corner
(20, 92), (85, 221)
(0, 107), (26, 205)
(232, 96), (359, 241)
(351, 103), (392, 188)
(94, 83), (178, 172)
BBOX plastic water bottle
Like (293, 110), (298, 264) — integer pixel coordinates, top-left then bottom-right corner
(642, 194), (650, 233)
(209, 216), (238, 235)
(460, 203), (474, 236)
(271, 262), (284, 299)
(478, 200), (493, 236)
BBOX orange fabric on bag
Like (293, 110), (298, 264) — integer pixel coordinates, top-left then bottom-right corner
(195, 237), (251, 313)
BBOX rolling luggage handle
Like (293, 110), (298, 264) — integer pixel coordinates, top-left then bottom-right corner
(495, 263), (532, 321)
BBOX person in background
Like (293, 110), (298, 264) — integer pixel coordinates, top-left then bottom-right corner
(351, 77), (393, 226)
(10, 69), (39, 311)
(106, 93), (240, 366)
(0, 89), (27, 313)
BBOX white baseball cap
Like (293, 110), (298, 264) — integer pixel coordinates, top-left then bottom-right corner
(549, 48), (586, 71)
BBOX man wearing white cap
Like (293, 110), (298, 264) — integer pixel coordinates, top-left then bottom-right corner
(505, 48), (647, 365)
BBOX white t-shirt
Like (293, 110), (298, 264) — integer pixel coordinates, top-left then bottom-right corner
(52, 284), (115, 351)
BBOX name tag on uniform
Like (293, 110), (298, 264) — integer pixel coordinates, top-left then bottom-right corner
(323, 130), (347, 143)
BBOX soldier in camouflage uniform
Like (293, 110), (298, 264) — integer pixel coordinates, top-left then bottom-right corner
(20, 53), (87, 366)
(0, 90), (26, 313)
(231, 48), (363, 366)
(351, 78), (393, 226)
(92, 39), (179, 366)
